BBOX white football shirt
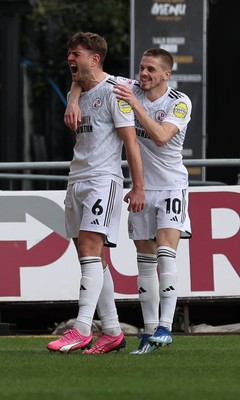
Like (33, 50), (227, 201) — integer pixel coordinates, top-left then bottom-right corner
(133, 85), (192, 190)
(68, 75), (135, 185)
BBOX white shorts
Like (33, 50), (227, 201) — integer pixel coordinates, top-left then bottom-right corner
(128, 189), (192, 240)
(65, 178), (123, 247)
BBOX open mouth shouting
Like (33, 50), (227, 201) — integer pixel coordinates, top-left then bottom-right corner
(70, 63), (78, 75)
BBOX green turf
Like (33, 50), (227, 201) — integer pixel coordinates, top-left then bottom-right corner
(0, 335), (239, 400)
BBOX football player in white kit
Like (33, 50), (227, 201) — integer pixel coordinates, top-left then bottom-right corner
(64, 47), (192, 354)
(47, 32), (145, 354)
(113, 48), (192, 353)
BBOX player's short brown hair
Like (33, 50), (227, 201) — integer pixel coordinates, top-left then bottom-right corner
(143, 48), (174, 71)
(67, 32), (107, 65)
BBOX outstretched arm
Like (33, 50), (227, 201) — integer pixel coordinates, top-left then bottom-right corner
(64, 81), (82, 131)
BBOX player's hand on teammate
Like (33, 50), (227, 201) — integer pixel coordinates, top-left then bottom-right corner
(114, 84), (137, 109)
(124, 188), (145, 212)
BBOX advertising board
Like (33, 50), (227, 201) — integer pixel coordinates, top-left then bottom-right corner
(0, 186), (239, 302)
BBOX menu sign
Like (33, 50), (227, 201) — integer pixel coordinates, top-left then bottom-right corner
(130, 0), (207, 179)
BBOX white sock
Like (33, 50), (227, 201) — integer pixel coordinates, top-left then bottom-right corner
(137, 253), (159, 335)
(74, 256), (103, 336)
(157, 246), (177, 332)
(97, 266), (121, 337)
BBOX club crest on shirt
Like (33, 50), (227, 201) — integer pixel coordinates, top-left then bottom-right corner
(92, 98), (102, 109)
(118, 100), (132, 114)
(155, 110), (166, 122)
(173, 102), (188, 119)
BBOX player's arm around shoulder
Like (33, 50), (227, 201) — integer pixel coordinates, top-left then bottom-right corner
(64, 82), (82, 131)
(113, 83), (175, 147)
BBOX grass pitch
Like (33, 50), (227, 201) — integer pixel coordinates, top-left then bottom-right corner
(0, 335), (239, 400)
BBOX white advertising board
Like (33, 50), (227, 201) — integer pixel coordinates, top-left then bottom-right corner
(0, 186), (239, 301)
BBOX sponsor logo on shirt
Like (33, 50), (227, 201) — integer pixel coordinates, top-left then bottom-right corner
(173, 102), (188, 119)
(76, 116), (92, 134)
(118, 100), (132, 114)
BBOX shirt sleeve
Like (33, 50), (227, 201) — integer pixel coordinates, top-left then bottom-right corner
(108, 90), (135, 128)
(163, 94), (192, 131)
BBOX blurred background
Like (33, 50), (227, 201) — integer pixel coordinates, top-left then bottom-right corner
(0, 0), (239, 189)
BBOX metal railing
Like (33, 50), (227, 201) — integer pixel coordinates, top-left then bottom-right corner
(0, 159), (239, 189)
